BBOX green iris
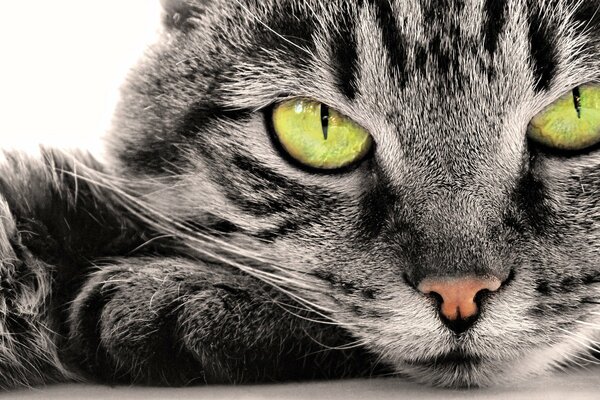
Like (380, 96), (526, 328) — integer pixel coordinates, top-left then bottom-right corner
(528, 85), (600, 150)
(272, 99), (372, 169)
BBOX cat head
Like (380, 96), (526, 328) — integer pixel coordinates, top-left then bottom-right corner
(107, 0), (600, 387)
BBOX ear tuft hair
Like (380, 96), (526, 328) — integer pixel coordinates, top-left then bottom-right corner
(160, 0), (206, 30)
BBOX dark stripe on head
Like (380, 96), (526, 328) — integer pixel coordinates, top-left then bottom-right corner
(331, 2), (361, 100)
(367, 0), (408, 87)
(414, 44), (428, 73)
(526, 3), (558, 92)
(420, 0), (466, 86)
(247, 3), (317, 69)
(583, 273), (600, 285)
(571, 0), (600, 40)
(483, 0), (507, 55)
(422, 0), (464, 23)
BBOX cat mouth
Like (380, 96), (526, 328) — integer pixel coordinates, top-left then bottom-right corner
(404, 350), (481, 368)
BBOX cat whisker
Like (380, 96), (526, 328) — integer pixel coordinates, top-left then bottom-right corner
(299, 334), (370, 355)
(557, 327), (599, 354)
(557, 349), (600, 369)
(59, 164), (309, 274)
(175, 56), (199, 67)
(58, 170), (262, 262)
(575, 320), (600, 330)
(368, 347), (395, 377)
(127, 234), (173, 254)
(370, 371), (402, 379)
(96, 279), (133, 285)
(270, 299), (358, 328)
(57, 155), (361, 331)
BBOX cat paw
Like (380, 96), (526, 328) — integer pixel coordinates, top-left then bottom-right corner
(66, 259), (269, 384)
(66, 258), (375, 385)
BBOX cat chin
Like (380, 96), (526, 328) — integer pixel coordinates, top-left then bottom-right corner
(393, 338), (593, 388)
(397, 361), (500, 388)
(395, 357), (535, 388)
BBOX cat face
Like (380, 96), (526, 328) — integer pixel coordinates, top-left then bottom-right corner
(108, 0), (600, 387)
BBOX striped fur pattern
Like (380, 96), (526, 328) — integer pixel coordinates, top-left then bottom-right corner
(0, 0), (599, 389)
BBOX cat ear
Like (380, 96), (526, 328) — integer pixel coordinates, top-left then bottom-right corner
(160, 0), (207, 30)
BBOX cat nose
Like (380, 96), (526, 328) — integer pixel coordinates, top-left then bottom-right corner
(417, 276), (502, 334)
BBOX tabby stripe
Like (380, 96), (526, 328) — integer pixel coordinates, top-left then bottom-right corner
(583, 273), (600, 285)
(227, 153), (335, 217)
(571, 0), (600, 38)
(331, 3), (361, 100)
(422, 0), (462, 23)
(420, 0), (465, 83)
(535, 280), (551, 295)
(357, 162), (397, 240)
(367, 0), (408, 86)
(183, 217), (241, 239)
(254, 3), (317, 67)
(513, 163), (554, 235)
(483, 0), (507, 55)
(525, 3), (558, 92)
(254, 216), (309, 241)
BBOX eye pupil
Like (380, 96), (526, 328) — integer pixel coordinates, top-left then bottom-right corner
(320, 104), (330, 140)
(573, 87), (582, 119)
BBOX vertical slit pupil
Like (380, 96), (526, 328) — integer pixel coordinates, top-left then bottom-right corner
(573, 87), (582, 119)
(321, 104), (330, 140)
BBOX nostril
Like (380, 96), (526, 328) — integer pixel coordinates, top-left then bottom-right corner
(473, 288), (491, 307)
(426, 290), (444, 308)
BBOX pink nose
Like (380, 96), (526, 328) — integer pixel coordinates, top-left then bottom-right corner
(418, 277), (502, 320)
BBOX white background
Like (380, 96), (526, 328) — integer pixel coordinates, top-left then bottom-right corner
(0, 1), (162, 157)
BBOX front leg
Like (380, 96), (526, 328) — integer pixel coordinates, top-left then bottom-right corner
(66, 257), (379, 385)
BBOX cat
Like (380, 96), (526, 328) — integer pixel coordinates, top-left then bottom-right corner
(0, 0), (599, 389)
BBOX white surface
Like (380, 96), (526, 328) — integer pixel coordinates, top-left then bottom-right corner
(5, 369), (600, 400)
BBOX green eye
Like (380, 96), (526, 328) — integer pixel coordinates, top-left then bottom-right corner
(272, 99), (373, 170)
(528, 85), (600, 150)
